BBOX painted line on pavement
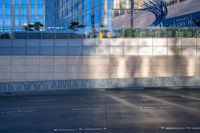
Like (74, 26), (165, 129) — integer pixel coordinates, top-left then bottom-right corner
(139, 106), (172, 109)
(139, 106), (154, 109)
(54, 128), (106, 132)
(72, 107), (104, 111)
(1, 109), (38, 114)
(84, 128), (106, 131)
(161, 127), (200, 130)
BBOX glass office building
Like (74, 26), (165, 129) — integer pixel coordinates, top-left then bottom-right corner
(46, 0), (118, 31)
(0, 0), (45, 32)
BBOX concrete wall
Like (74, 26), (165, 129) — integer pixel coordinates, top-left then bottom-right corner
(0, 38), (200, 92)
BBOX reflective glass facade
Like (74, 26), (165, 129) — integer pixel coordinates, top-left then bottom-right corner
(46, 0), (117, 31)
(0, 0), (45, 32)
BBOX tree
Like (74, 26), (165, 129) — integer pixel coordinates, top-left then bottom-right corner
(24, 21), (44, 31)
(141, 0), (168, 27)
(68, 21), (85, 31)
(192, 16), (200, 27)
(34, 22), (44, 31)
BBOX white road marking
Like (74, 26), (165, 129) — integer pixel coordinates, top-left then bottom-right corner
(84, 128), (106, 131)
(1, 109), (37, 114)
(140, 94), (199, 113)
(54, 128), (77, 132)
(72, 108), (104, 111)
(139, 106), (154, 109)
(107, 94), (139, 109)
(54, 128), (106, 132)
(181, 95), (200, 101)
(161, 127), (200, 130)
(165, 127), (185, 130)
(88, 107), (103, 110)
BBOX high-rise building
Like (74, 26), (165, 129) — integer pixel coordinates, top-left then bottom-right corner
(112, 0), (200, 28)
(0, 0), (45, 32)
(46, 0), (118, 31)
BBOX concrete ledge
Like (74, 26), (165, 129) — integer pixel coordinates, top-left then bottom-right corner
(1, 76), (200, 93)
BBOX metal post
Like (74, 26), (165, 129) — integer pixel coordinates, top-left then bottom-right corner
(130, 0), (134, 28)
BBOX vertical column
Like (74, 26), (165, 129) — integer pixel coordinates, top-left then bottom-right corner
(43, 0), (46, 28)
(19, 0), (22, 30)
(11, 0), (14, 32)
(104, 0), (108, 27)
(27, 0), (31, 24)
(1, 0), (4, 31)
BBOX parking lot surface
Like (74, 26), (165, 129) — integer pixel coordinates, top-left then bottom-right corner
(0, 89), (200, 133)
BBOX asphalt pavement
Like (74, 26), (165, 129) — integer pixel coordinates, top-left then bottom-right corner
(0, 89), (200, 133)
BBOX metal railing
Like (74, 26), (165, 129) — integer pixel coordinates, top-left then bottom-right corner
(0, 28), (200, 39)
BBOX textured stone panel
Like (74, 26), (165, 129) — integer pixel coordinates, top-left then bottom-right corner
(26, 66), (40, 73)
(81, 57), (110, 66)
(124, 38), (139, 46)
(54, 66), (67, 73)
(153, 38), (167, 46)
(54, 73), (68, 80)
(40, 46), (54, 55)
(67, 66), (81, 73)
(0, 72), (11, 81)
(79, 66), (110, 73)
(67, 57), (82, 66)
(96, 39), (111, 46)
(182, 38), (196, 45)
(12, 56), (26, 66)
(167, 38), (182, 46)
(197, 47), (200, 56)
(40, 66), (54, 73)
(0, 56), (12, 66)
(26, 73), (40, 81)
(26, 46), (40, 55)
(139, 38), (152, 46)
(39, 57), (54, 66)
(124, 47), (138, 55)
(0, 66), (11, 73)
(168, 46), (182, 55)
(54, 46), (68, 55)
(12, 47), (26, 55)
(40, 73), (54, 80)
(11, 73), (26, 81)
(182, 46), (196, 56)
(12, 39), (26, 47)
(54, 56), (67, 66)
(68, 39), (82, 46)
(0, 40), (12, 47)
(12, 66), (26, 73)
(67, 47), (82, 55)
(110, 47), (123, 55)
(54, 39), (68, 46)
(197, 38), (200, 46)
(82, 46), (96, 55)
(110, 39), (124, 46)
(40, 39), (54, 46)
(26, 56), (40, 66)
(96, 46), (110, 55)
(0, 47), (11, 55)
(82, 39), (96, 46)
(139, 46), (153, 55)
(153, 46), (167, 55)
(26, 39), (40, 46)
